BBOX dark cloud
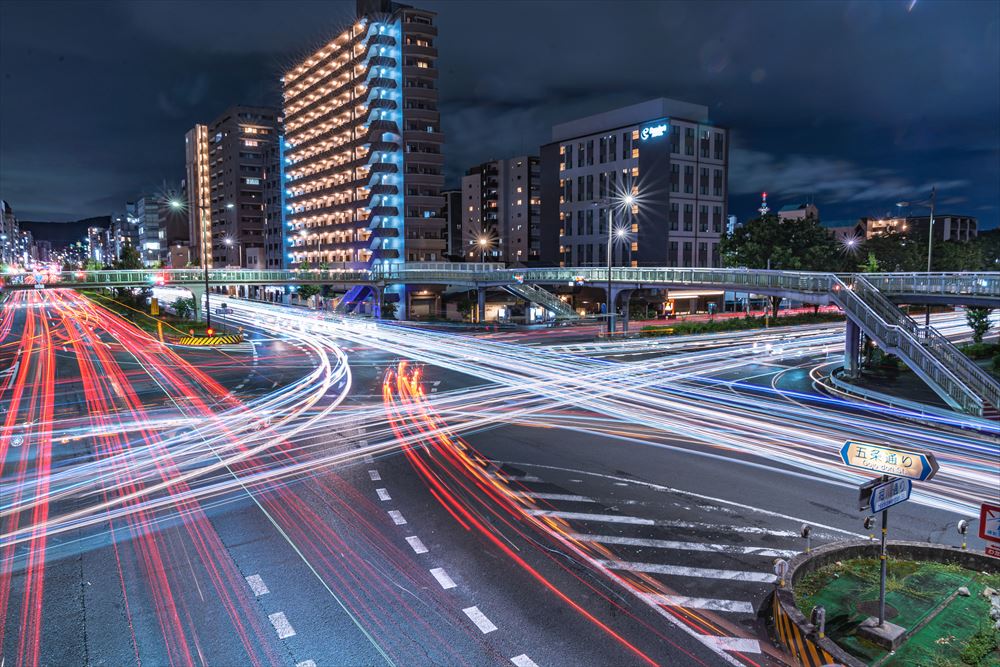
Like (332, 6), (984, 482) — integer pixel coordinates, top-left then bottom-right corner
(1, 0), (997, 229)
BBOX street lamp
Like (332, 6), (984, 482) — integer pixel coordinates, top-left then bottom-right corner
(896, 187), (936, 330)
(170, 198), (211, 329)
(224, 237), (243, 268)
(478, 236), (489, 263)
(597, 193), (635, 334)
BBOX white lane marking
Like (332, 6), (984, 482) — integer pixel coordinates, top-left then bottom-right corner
(598, 559), (776, 583)
(388, 510), (407, 525)
(510, 655), (539, 667)
(376, 488), (392, 501)
(520, 492), (595, 503)
(429, 567), (456, 589)
(635, 591), (753, 614)
(699, 636), (761, 654)
(245, 574), (269, 596)
(526, 510), (652, 525)
(501, 474), (542, 482)
(368, 469), (381, 481)
(462, 606), (497, 634)
(506, 461), (862, 537)
(569, 533), (798, 558)
(296, 661), (317, 667)
(268, 611), (296, 639)
(405, 535), (428, 554)
(526, 510), (796, 536)
(363, 454), (374, 463)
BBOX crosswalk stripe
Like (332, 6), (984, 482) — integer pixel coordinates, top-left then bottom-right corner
(526, 510), (797, 536)
(520, 492), (595, 503)
(698, 636), (761, 654)
(569, 533), (798, 558)
(462, 606), (498, 634)
(429, 567), (456, 589)
(635, 592), (753, 614)
(597, 559), (776, 583)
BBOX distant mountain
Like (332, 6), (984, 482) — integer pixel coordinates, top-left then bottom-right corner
(19, 216), (111, 247)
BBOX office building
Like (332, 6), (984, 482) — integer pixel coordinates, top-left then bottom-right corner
(441, 189), (462, 260)
(827, 214), (979, 244)
(185, 106), (280, 268)
(262, 138), (287, 270)
(778, 203), (819, 221)
(461, 156), (541, 265)
(1, 200), (19, 266)
(134, 196), (162, 266)
(542, 97), (729, 269)
(902, 214), (977, 242)
(282, 0), (445, 316)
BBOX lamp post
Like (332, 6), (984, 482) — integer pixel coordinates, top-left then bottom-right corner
(170, 199), (211, 329)
(896, 187), (936, 331)
(597, 193), (635, 334)
(225, 237), (243, 268)
(478, 236), (489, 263)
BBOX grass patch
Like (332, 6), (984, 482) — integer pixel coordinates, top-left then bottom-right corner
(639, 311), (843, 338)
(958, 623), (999, 666)
(962, 342), (1000, 360)
(79, 290), (213, 339)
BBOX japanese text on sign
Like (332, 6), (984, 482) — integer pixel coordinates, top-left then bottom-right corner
(839, 440), (938, 481)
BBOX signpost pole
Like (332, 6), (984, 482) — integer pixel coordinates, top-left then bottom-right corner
(879, 483), (888, 626)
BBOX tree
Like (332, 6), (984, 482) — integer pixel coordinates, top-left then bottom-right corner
(966, 307), (994, 344)
(720, 214), (842, 315)
(173, 297), (195, 320)
(858, 252), (881, 273)
(933, 240), (983, 272)
(974, 229), (1000, 270)
(860, 232), (925, 272)
(381, 298), (397, 320)
(114, 245), (144, 270)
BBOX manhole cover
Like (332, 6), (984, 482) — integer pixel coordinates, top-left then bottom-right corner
(856, 600), (899, 619)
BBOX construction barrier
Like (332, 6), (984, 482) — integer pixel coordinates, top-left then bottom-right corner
(771, 591), (840, 667)
(176, 334), (244, 346)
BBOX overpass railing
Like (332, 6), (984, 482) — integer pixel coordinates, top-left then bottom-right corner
(863, 272), (1000, 300)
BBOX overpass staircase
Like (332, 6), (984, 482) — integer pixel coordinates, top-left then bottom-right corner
(502, 283), (580, 320)
(834, 275), (1000, 418)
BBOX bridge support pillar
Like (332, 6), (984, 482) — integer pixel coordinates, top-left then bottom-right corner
(188, 285), (206, 322)
(373, 284), (383, 320)
(844, 318), (861, 378)
(477, 288), (486, 323)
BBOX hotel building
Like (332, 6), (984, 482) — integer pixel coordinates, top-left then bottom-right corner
(541, 97), (729, 269)
(281, 0), (445, 315)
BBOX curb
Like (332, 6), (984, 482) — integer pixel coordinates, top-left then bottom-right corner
(770, 539), (999, 667)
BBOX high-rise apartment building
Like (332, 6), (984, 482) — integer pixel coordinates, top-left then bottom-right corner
(461, 156), (541, 265)
(542, 98), (729, 268)
(185, 106), (280, 268)
(1, 200), (19, 267)
(282, 0), (445, 316)
(440, 189), (462, 260)
(134, 196), (162, 266)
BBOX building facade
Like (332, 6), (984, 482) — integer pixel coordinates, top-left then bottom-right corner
(461, 156), (541, 265)
(185, 106), (280, 268)
(440, 189), (462, 260)
(262, 137), (287, 270)
(0, 200), (19, 267)
(543, 98), (729, 268)
(134, 196), (162, 266)
(778, 203), (819, 221)
(282, 0), (445, 315)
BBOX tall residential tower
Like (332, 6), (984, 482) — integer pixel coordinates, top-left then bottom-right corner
(281, 0), (445, 316)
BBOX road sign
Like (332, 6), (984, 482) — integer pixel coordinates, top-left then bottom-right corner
(216, 307), (234, 315)
(986, 544), (1000, 559)
(840, 440), (939, 481)
(869, 477), (912, 513)
(980, 503), (1000, 543)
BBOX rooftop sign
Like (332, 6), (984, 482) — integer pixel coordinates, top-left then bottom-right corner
(639, 118), (670, 141)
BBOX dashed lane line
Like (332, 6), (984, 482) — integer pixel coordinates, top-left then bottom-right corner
(569, 532), (798, 558)
(429, 567), (456, 590)
(245, 574), (269, 596)
(376, 488), (392, 501)
(462, 606), (498, 634)
(296, 661), (317, 667)
(510, 655), (539, 667)
(519, 492), (595, 503)
(268, 611), (296, 639)
(387, 510), (407, 526)
(405, 536), (428, 554)
(597, 559), (777, 583)
(368, 469), (382, 481)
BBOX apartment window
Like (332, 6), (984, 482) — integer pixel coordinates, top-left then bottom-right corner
(714, 132), (725, 160)
(669, 241), (679, 267)
(685, 127), (695, 155)
(684, 204), (693, 231)
(586, 209), (594, 235)
(598, 243), (606, 263)
(684, 166), (694, 194)
(670, 125), (680, 153)
(698, 241), (708, 266)
(599, 173), (607, 199)
(669, 203), (679, 231)
(670, 164), (679, 193)
(609, 134), (617, 161)
(699, 205), (709, 232)
(577, 176), (584, 201)
(586, 174), (594, 200)
(699, 167), (709, 195)
(622, 132), (630, 160)
(700, 130), (711, 158)
(711, 242), (720, 267)
(577, 211), (584, 236)
(713, 169), (724, 197)
(598, 209), (607, 235)
(712, 206), (723, 233)
(564, 144), (573, 169)
(683, 241), (693, 267)
(586, 140), (594, 166)
(599, 137), (607, 163)
(565, 179), (573, 202)
(577, 142), (585, 166)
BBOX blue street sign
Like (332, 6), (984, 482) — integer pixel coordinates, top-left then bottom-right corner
(870, 477), (912, 513)
(840, 440), (939, 481)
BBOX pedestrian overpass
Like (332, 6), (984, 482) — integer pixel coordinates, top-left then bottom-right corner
(3, 265), (997, 416)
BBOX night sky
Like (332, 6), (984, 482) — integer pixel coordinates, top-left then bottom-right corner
(1, 0), (997, 229)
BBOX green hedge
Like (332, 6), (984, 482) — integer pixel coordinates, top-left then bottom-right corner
(961, 342), (1000, 360)
(639, 312), (843, 338)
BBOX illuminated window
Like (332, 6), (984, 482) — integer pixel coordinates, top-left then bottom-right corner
(631, 148), (639, 159)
